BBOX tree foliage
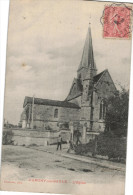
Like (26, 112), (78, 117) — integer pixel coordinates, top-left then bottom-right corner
(105, 87), (129, 137)
(2, 130), (14, 145)
(96, 131), (126, 162)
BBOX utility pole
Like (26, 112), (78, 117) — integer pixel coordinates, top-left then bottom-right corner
(90, 89), (94, 131)
(31, 95), (35, 129)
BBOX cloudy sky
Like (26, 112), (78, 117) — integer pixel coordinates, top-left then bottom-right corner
(4, 0), (132, 124)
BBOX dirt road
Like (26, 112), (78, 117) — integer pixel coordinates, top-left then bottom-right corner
(0, 145), (125, 194)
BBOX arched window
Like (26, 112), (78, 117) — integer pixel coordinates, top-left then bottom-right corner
(99, 99), (106, 119)
(54, 109), (58, 118)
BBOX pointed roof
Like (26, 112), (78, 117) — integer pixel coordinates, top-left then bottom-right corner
(93, 70), (106, 84)
(93, 69), (117, 90)
(78, 24), (96, 71)
(66, 78), (83, 101)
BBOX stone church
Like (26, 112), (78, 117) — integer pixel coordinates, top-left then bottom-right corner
(20, 24), (116, 135)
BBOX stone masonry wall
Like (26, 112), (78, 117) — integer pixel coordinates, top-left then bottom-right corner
(4, 129), (70, 146)
(30, 104), (80, 130)
(91, 71), (116, 131)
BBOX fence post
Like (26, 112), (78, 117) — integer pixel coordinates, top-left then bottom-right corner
(93, 135), (98, 157)
(82, 123), (87, 144)
(69, 122), (74, 141)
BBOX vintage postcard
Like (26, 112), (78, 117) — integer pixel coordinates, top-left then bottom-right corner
(0, 0), (133, 195)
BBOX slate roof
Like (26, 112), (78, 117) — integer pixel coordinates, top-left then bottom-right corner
(78, 24), (97, 71)
(66, 78), (83, 101)
(93, 70), (106, 83)
(23, 96), (80, 109)
(66, 70), (108, 101)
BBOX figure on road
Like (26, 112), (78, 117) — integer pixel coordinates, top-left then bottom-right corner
(74, 130), (82, 146)
(57, 134), (62, 150)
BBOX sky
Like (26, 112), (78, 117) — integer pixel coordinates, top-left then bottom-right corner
(4, 0), (132, 124)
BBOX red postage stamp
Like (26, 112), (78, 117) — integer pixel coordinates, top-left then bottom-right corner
(103, 6), (131, 38)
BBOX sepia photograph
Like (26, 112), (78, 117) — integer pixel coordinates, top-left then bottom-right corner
(0, 0), (133, 194)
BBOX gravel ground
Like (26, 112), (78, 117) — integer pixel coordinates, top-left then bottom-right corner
(0, 145), (126, 195)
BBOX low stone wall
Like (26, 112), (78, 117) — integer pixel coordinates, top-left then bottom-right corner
(13, 135), (50, 146)
(4, 129), (69, 146)
(60, 130), (71, 143)
(3, 128), (70, 146)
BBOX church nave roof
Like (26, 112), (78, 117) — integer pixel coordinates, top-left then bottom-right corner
(23, 96), (80, 109)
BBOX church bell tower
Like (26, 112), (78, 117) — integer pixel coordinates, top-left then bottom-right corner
(78, 23), (97, 130)
(77, 23), (97, 103)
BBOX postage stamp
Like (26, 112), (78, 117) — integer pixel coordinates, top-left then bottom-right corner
(103, 5), (131, 39)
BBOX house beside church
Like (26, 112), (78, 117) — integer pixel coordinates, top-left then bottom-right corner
(20, 24), (116, 138)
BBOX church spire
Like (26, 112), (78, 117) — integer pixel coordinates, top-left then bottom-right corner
(77, 23), (97, 72)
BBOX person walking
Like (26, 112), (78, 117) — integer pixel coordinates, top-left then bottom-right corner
(75, 130), (81, 146)
(57, 135), (62, 150)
